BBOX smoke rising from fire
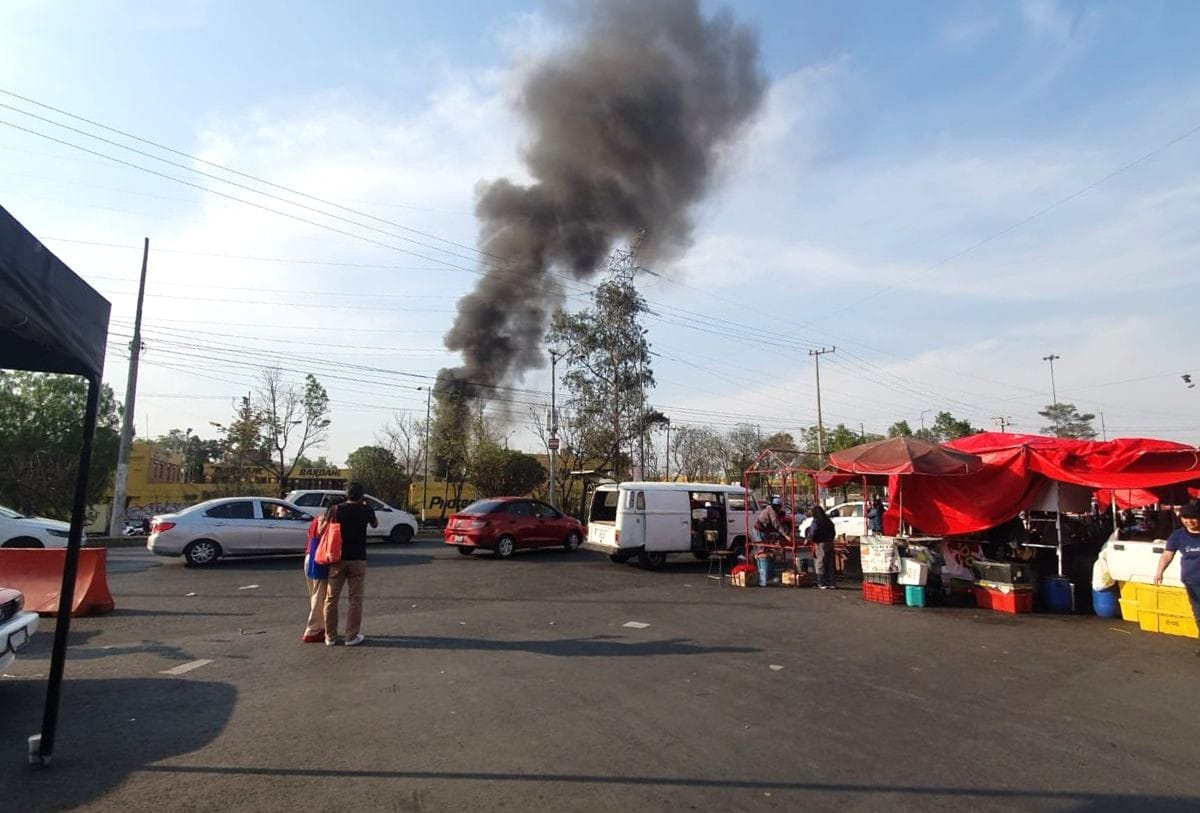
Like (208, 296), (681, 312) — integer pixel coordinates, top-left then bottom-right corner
(438, 0), (765, 409)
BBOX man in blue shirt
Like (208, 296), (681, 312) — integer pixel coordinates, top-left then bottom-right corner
(1155, 502), (1200, 626)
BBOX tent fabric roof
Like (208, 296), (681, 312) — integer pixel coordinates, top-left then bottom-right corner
(827, 436), (983, 476)
(0, 205), (110, 377)
(882, 433), (1200, 536)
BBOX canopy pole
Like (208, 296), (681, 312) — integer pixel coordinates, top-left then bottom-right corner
(1055, 505), (1064, 577)
(32, 374), (102, 767)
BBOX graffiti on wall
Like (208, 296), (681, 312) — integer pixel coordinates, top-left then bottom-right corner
(124, 502), (188, 521)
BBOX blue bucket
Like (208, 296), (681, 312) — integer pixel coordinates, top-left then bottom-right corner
(1042, 577), (1074, 613)
(1092, 587), (1119, 618)
(756, 557), (771, 587)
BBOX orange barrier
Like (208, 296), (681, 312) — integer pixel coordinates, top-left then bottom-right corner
(0, 547), (115, 616)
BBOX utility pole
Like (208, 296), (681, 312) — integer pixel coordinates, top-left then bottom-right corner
(809, 346), (835, 456)
(421, 385), (432, 523)
(1099, 410), (1107, 441)
(108, 238), (149, 536)
(548, 350), (559, 509)
(1043, 353), (1061, 435)
(992, 416), (1013, 433)
(664, 417), (671, 482)
(920, 409), (932, 434)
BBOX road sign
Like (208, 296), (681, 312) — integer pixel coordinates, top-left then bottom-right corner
(548, 437), (560, 450)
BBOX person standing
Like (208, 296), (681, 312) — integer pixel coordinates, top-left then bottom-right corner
(754, 496), (792, 542)
(302, 497), (343, 643)
(807, 505), (838, 589)
(1154, 502), (1200, 635)
(323, 482), (377, 647)
(867, 499), (885, 535)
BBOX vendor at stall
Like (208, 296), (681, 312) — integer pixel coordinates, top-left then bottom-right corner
(755, 496), (793, 541)
(1155, 503), (1200, 628)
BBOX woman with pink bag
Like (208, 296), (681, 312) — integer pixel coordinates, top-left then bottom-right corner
(301, 496), (344, 643)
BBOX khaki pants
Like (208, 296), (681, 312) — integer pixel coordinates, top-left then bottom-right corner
(324, 560), (367, 640)
(304, 577), (328, 637)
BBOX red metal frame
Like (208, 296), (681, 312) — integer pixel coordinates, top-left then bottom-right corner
(743, 448), (829, 568)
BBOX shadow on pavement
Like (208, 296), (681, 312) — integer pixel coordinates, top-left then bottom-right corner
(127, 765), (1200, 811)
(361, 633), (756, 657)
(0, 677), (236, 812)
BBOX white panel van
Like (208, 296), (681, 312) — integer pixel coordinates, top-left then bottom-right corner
(584, 482), (757, 568)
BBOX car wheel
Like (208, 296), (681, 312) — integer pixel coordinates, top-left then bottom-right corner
(456, 546), (474, 556)
(1, 537), (44, 548)
(390, 524), (414, 544)
(637, 550), (668, 569)
(183, 539), (221, 567)
(609, 551), (631, 564)
(494, 535), (516, 559)
(564, 531), (582, 552)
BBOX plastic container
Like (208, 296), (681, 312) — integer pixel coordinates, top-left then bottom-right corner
(1118, 598), (1140, 623)
(1092, 587), (1119, 619)
(1041, 577), (1074, 614)
(862, 581), (904, 605)
(755, 556), (771, 587)
(974, 584), (1034, 614)
(1133, 583), (1192, 616)
(1139, 609), (1200, 639)
(897, 559), (928, 586)
(905, 584), (925, 607)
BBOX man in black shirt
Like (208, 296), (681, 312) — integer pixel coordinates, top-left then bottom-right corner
(323, 482), (377, 646)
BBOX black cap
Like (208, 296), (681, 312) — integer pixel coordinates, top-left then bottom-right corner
(1179, 503), (1200, 519)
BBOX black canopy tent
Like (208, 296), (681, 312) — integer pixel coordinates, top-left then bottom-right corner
(0, 204), (111, 766)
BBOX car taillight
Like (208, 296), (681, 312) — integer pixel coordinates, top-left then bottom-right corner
(615, 530), (620, 543)
(151, 521), (175, 534)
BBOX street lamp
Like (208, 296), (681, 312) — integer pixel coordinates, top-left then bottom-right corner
(1043, 354), (1061, 434)
(920, 410), (932, 434)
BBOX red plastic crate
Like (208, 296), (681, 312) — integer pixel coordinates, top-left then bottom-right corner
(973, 585), (1033, 614)
(862, 581), (904, 605)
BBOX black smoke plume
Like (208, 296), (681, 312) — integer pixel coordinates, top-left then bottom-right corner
(437, 0), (765, 418)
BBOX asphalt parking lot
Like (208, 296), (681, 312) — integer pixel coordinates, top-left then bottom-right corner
(2, 536), (1199, 812)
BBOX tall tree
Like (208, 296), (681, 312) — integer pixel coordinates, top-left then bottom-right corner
(430, 388), (473, 516)
(669, 425), (726, 481)
(256, 368), (332, 494)
(210, 394), (268, 491)
(468, 440), (547, 498)
(547, 269), (654, 481)
(723, 423), (764, 486)
(346, 445), (408, 506)
(1039, 403), (1097, 439)
(379, 412), (427, 490)
(930, 411), (975, 443)
(887, 420), (913, 438)
(154, 429), (221, 483)
(0, 371), (121, 518)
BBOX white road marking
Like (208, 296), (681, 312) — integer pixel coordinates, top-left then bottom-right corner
(622, 621), (650, 629)
(160, 659), (214, 676)
(769, 664), (784, 671)
(238, 584), (260, 590)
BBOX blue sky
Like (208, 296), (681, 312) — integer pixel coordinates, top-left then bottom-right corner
(2, 0), (1198, 461)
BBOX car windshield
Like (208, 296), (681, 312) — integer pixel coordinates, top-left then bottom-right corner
(460, 500), (506, 515)
(0, 505), (25, 519)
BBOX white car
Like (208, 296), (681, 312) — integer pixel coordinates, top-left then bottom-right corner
(798, 501), (877, 540)
(284, 490), (419, 544)
(0, 505), (72, 548)
(147, 497), (315, 567)
(0, 587), (39, 673)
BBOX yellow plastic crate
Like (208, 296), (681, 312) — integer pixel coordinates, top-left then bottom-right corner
(1138, 608), (1199, 639)
(1119, 598), (1140, 623)
(1119, 580), (1139, 601)
(1133, 583), (1193, 616)
(1159, 614), (1199, 639)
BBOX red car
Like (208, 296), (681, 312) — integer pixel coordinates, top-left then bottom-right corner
(444, 498), (584, 558)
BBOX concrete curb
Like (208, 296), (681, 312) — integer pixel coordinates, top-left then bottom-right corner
(85, 537), (149, 549)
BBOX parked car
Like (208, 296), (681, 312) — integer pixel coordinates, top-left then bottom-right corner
(0, 587), (38, 673)
(147, 497), (314, 566)
(284, 490), (419, 544)
(797, 501), (877, 540)
(444, 497), (583, 559)
(0, 505), (72, 548)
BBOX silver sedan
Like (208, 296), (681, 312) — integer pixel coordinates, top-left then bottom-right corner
(147, 497), (315, 567)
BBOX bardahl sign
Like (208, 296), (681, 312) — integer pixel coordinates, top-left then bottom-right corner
(297, 468), (341, 477)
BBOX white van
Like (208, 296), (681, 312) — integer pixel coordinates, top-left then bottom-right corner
(584, 482), (757, 568)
